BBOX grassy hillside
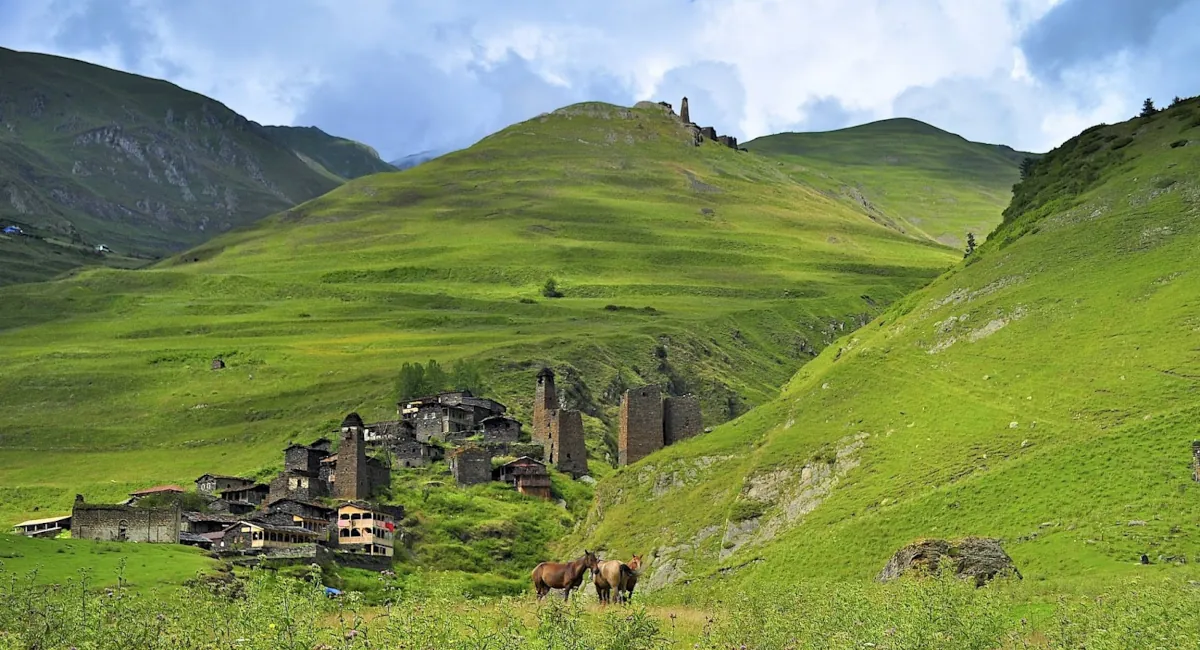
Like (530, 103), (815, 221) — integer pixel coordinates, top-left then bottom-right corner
(262, 125), (396, 181)
(0, 101), (962, 535)
(0, 48), (344, 284)
(579, 99), (1200, 592)
(746, 118), (1034, 248)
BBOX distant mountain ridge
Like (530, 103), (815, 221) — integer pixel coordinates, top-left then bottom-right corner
(746, 117), (1037, 247)
(389, 149), (448, 170)
(0, 48), (389, 285)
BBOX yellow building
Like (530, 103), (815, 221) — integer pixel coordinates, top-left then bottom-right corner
(334, 501), (401, 557)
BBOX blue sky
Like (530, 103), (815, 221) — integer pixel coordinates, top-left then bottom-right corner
(2, 0), (1198, 160)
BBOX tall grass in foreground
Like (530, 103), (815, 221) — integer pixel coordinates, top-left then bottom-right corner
(1, 562), (1197, 649)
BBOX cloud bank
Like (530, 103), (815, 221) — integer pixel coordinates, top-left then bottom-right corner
(2, 0), (1198, 158)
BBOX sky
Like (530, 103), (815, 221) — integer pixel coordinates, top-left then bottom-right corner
(2, 0), (1198, 160)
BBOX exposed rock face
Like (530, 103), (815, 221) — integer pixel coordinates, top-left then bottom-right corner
(878, 537), (1021, 586)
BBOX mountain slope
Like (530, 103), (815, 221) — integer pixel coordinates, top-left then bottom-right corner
(0, 101), (961, 528)
(262, 125), (396, 181)
(746, 118), (1035, 248)
(389, 149), (447, 170)
(579, 99), (1200, 591)
(0, 48), (344, 284)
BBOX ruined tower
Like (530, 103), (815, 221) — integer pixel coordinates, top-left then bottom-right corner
(664, 395), (704, 445)
(335, 412), (369, 500)
(680, 96), (691, 124)
(533, 367), (557, 444)
(548, 409), (589, 478)
(619, 385), (664, 465)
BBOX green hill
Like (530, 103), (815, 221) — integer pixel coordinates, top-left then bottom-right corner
(578, 99), (1200, 593)
(0, 48), (372, 285)
(0, 101), (965, 534)
(262, 125), (396, 181)
(746, 118), (1036, 248)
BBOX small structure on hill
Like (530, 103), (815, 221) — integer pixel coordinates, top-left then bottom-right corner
(618, 386), (704, 465)
(218, 483), (269, 509)
(400, 390), (511, 442)
(12, 515), (71, 538)
(214, 520), (319, 553)
(72, 495), (180, 543)
(195, 474), (254, 495)
(495, 457), (552, 500)
(671, 96), (740, 150)
(679, 96), (690, 124)
(1193, 441), (1200, 482)
(547, 409), (588, 478)
(126, 484), (184, 505)
(878, 538), (1021, 586)
(449, 445), (493, 486)
(211, 358), (225, 370)
(533, 367), (558, 444)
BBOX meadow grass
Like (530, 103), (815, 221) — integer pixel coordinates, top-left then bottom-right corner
(746, 117), (1030, 247)
(575, 99), (1200, 592)
(0, 102), (960, 537)
(0, 534), (213, 588)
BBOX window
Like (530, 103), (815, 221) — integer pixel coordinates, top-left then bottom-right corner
(339, 513), (350, 520)
(350, 513), (360, 520)
(340, 529), (350, 538)
(363, 513), (372, 520)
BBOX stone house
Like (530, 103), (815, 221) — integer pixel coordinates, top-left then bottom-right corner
(72, 495), (180, 543)
(12, 515), (71, 538)
(127, 484), (185, 505)
(219, 483), (270, 508)
(181, 511), (240, 535)
(400, 391), (510, 442)
(333, 502), (401, 557)
(495, 457), (552, 500)
(449, 446), (493, 486)
(214, 520), (320, 552)
(195, 474), (255, 496)
(267, 471), (328, 504)
(265, 499), (335, 532)
(480, 415), (520, 443)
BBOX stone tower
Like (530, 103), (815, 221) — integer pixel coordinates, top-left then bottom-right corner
(335, 412), (369, 500)
(533, 367), (557, 444)
(664, 395), (703, 445)
(680, 96), (690, 124)
(548, 409), (588, 478)
(618, 385), (664, 465)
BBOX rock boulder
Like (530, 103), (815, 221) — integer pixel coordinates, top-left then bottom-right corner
(878, 537), (1021, 586)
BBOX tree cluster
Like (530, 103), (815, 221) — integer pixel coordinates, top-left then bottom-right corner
(397, 359), (491, 402)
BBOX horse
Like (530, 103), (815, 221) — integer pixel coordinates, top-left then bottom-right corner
(619, 554), (643, 604)
(593, 553), (643, 605)
(532, 550), (599, 600)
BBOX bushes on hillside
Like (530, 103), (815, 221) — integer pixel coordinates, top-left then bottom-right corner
(396, 359), (490, 401)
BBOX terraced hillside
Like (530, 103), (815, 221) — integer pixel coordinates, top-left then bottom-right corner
(0, 101), (972, 529)
(0, 49), (387, 284)
(579, 99), (1200, 592)
(747, 118), (1034, 248)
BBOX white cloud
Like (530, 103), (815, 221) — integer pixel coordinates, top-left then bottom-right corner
(1, 0), (1194, 157)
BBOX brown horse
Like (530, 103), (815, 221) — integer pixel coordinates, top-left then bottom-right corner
(619, 554), (643, 603)
(532, 550), (599, 600)
(593, 554), (643, 605)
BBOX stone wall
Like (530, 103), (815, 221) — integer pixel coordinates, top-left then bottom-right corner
(548, 409), (589, 478)
(450, 446), (493, 486)
(367, 457), (391, 496)
(664, 395), (703, 445)
(619, 385), (664, 466)
(72, 501), (180, 543)
(412, 405), (444, 442)
(268, 471), (328, 504)
(533, 368), (557, 443)
(481, 416), (521, 443)
(284, 445), (325, 475)
(1193, 441), (1200, 482)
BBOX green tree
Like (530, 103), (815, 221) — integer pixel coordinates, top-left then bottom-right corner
(964, 232), (977, 258)
(1170, 96), (1184, 108)
(397, 359), (452, 401)
(542, 277), (563, 298)
(1019, 156), (1036, 180)
(450, 359), (490, 396)
(1140, 97), (1158, 117)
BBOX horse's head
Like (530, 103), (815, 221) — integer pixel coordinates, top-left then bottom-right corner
(582, 549), (600, 571)
(628, 554), (643, 571)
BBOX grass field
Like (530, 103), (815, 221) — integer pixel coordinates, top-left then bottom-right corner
(576, 98), (1200, 593)
(747, 118), (1033, 248)
(0, 534), (213, 587)
(0, 101), (977, 536)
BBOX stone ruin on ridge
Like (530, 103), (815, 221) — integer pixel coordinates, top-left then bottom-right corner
(531, 367), (589, 478)
(674, 96), (740, 151)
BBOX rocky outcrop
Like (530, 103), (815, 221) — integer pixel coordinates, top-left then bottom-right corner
(878, 537), (1021, 586)
(661, 97), (740, 151)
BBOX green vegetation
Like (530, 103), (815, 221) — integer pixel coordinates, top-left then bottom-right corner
(262, 125), (396, 181)
(578, 98), (1200, 595)
(3, 562), (1197, 648)
(0, 534), (213, 587)
(0, 101), (962, 533)
(0, 48), (385, 284)
(745, 118), (1034, 247)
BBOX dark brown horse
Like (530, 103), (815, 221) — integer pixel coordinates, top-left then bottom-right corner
(532, 550), (599, 600)
(619, 554), (643, 603)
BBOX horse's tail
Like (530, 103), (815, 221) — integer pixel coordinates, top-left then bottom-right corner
(619, 563), (634, 589)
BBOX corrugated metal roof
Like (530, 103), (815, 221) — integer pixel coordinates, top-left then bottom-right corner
(14, 515), (71, 528)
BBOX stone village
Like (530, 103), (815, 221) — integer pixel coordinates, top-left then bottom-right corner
(14, 368), (704, 570)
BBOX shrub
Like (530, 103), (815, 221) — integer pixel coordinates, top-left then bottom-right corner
(729, 497), (768, 522)
(1170, 139), (1189, 149)
(542, 277), (563, 298)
